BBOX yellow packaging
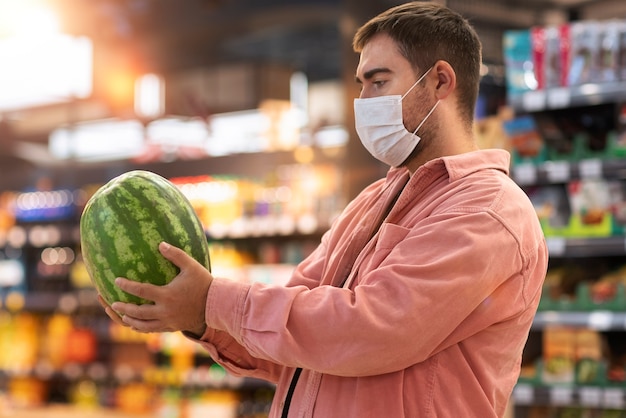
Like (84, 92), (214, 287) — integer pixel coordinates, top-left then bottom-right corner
(542, 327), (576, 384)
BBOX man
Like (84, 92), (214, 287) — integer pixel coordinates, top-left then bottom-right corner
(102, 2), (548, 417)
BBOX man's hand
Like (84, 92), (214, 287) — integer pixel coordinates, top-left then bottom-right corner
(98, 294), (126, 326)
(101, 241), (213, 336)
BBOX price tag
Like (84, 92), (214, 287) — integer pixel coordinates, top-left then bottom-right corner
(228, 218), (247, 238)
(588, 311), (613, 330)
(522, 91), (547, 111)
(540, 311), (562, 326)
(62, 363), (84, 380)
(579, 159), (603, 179)
(513, 163), (537, 185)
(603, 388), (624, 408)
(547, 87), (571, 109)
(208, 223), (228, 239)
(546, 237), (566, 256)
(545, 161), (570, 183)
(550, 386), (573, 405)
(34, 362), (55, 380)
(57, 293), (78, 314)
(579, 386), (602, 407)
(513, 384), (534, 405)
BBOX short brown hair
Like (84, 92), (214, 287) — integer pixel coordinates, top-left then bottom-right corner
(353, 1), (482, 126)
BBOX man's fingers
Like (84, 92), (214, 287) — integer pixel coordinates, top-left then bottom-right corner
(111, 300), (158, 320)
(114, 277), (159, 301)
(159, 241), (195, 269)
(98, 294), (126, 326)
(118, 316), (170, 333)
(104, 306), (127, 327)
(97, 294), (109, 310)
(109, 303), (174, 333)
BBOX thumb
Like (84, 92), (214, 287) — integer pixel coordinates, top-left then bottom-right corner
(159, 241), (194, 269)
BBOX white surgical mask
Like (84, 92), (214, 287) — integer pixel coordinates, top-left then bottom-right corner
(354, 67), (440, 167)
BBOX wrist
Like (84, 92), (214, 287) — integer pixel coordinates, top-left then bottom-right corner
(186, 276), (211, 338)
(186, 323), (207, 339)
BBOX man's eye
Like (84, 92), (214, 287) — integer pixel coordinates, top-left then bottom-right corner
(373, 80), (386, 88)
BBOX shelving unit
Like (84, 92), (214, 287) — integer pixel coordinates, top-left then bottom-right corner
(513, 384), (626, 410)
(512, 159), (626, 188)
(508, 56), (626, 418)
(508, 81), (626, 113)
(531, 311), (626, 332)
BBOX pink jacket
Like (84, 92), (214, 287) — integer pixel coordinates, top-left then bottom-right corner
(192, 149), (548, 417)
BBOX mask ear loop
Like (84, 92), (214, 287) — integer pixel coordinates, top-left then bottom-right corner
(412, 100), (440, 135)
(401, 66), (434, 100)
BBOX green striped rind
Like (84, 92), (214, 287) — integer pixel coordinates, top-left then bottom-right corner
(80, 170), (211, 306)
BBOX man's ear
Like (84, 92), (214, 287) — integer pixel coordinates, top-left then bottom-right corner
(432, 60), (456, 100)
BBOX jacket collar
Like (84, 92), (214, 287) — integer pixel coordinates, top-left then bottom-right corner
(386, 149), (511, 183)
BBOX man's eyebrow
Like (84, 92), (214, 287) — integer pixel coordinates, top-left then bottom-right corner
(355, 67), (392, 83)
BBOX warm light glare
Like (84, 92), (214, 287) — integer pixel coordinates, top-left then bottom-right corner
(107, 70), (138, 108)
(135, 74), (165, 119)
(147, 117), (209, 145)
(290, 71), (308, 113)
(0, 1), (92, 110)
(0, 260), (24, 287)
(0, 0), (60, 38)
(49, 119), (145, 161)
(0, 35), (93, 110)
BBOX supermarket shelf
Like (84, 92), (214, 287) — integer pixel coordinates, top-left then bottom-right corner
(0, 360), (273, 392)
(508, 81), (626, 113)
(513, 383), (626, 409)
(204, 217), (328, 240)
(531, 311), (626, 331)
(512, 159), (626, 186)
(546, 236), (626, 258)
(20, 289), (100, 313)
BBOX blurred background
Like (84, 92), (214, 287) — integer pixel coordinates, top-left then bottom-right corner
(2, 0), (626, 417)
(5, 0), (622, 187)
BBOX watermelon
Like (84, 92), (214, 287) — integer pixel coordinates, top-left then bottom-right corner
(80, 170), (211, 306)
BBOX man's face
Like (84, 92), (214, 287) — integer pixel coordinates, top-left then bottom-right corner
(355, 32), (434, 136)
(355, 33), (416, 99)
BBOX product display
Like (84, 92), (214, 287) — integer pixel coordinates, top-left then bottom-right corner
(506, 16), (626, 418)
(504, 19), (626, 98)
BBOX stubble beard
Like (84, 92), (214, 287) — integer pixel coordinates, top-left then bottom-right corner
(400, 93), (439, 167)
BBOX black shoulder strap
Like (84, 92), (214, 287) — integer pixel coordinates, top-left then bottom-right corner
(281, 367), (303, 418)
(280, 180), (406, 416)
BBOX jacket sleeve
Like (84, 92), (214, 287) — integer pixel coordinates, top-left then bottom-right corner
(188, 233), (332, 382)
(186, 328), (284, 383)
(204, 209), (547, 377)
